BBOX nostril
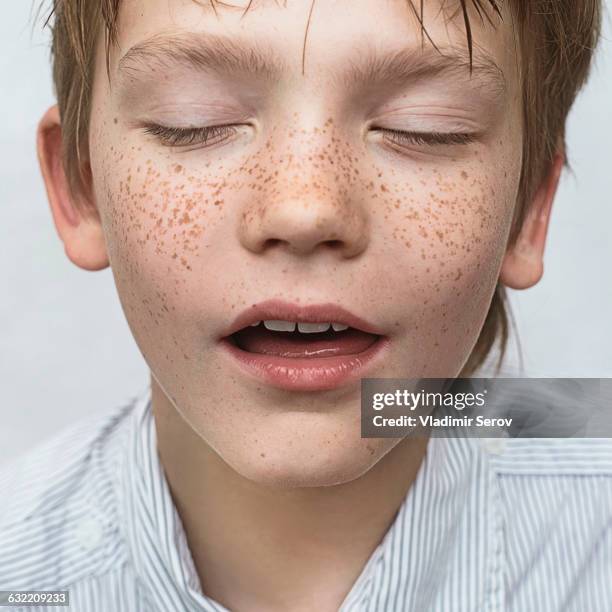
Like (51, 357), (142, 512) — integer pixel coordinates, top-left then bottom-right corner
(257, 236), (348, 256)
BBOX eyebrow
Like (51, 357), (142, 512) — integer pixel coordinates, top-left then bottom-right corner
(117, 31), (506, 96)
(117, 31), (287, 84)
(339, 44), (506, 96)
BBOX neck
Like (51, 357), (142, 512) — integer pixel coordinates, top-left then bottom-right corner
(152, 380), (428, 612)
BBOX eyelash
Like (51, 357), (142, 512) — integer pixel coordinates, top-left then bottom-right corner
(380, 128), (476, 147)
(142, 124), (476, 150)
(143, 124), (239, 147)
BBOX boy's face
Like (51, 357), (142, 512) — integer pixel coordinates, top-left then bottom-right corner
(86, 0), (522, 485)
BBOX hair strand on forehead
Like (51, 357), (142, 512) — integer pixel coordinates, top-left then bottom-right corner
(302, 0), (317, 75)
(406, 0), (441, 53)
(240, 0), (254, 20)
(459, 0), (474, 67)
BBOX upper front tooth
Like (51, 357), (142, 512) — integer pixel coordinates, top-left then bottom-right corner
(259, 320), (344, 333)
(263, 320), (297, 332)
(297, 322), (331, 333)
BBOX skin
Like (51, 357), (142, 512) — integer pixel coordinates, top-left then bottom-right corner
(37, 0), (564, 609)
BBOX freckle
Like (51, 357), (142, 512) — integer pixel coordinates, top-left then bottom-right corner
(174, 164), (183, 173)
(113, 117), (118, 124)
(260, 453), (266, 458)
(461, 171), (468, 180)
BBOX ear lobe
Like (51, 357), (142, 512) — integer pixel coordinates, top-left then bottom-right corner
(37, 105), (109, 272)
(499, 150), (565, 290)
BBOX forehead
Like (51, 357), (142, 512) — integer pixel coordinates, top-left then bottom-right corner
(104, 0), (518, 89)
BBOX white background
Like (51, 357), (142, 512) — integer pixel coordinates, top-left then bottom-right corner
(1, 2), (611, 466)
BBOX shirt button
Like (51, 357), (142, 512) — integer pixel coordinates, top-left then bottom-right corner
(75, 518), (104, 552)
(481, 437), (507, 455)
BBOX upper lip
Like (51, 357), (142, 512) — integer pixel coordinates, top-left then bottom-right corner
(220, 299), (386, 338)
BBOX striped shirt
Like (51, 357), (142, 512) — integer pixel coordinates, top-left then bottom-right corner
(1, 385), (611, 611)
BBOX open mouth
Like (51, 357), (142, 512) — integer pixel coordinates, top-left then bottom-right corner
(218, 300), (389, 391)
(227, 320), (381, 358)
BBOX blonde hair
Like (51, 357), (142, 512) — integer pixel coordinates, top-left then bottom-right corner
(41, 0), (602, 376)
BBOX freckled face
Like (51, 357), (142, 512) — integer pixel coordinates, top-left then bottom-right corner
(87, 0), (522, 486)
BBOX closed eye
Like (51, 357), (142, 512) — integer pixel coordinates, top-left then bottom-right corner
(378, 128), (477, 147)
(142, 124), (240, 148)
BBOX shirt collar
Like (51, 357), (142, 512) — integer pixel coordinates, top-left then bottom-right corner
(339, 431), (505, 611)
(119, 386), (504, 612)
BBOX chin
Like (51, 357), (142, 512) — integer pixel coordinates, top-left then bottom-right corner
(229, 440), (383, 489)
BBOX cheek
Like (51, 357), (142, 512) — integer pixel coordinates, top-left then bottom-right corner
(98, 156), (207, 270)
(373, 149), (520, 338)
(90, 130), (234, 345)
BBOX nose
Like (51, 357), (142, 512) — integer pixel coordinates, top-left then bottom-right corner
(237, 148), (370, 259)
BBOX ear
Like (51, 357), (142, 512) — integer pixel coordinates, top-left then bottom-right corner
(499, 149), (565, 290)
(37, 105), (109, 271)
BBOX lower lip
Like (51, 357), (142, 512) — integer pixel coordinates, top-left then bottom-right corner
(219, 335), (390, 391)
